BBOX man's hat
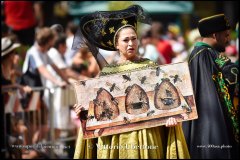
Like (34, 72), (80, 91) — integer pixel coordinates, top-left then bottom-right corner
(1, 37), (20, 57)
(79, 5), (151, 51)
(198, 14), (231, 37)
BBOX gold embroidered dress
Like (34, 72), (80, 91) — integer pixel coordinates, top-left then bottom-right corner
(74, 59), (190, 159)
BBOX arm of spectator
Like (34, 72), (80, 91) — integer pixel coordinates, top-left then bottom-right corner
(2, 83), (32, 94)
(88, 56), (100, 77)
(61, 68), (89, 80)
(51, 63), (69, 84)
(37, 65), (66, 87)
(2, 84), (19, 91)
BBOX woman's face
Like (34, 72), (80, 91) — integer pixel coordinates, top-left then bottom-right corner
(115, 27), (138, 60)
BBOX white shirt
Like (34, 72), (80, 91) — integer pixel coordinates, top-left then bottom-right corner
(139, 44), (159, 62)
(22, 43), (53, 86)
(65, 36), (76, 66)
(48, 47), (67, 69)
(45, 47), (67, 88)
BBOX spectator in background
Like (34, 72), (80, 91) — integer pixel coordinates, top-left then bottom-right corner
(1, 37), (34, 159)
(225, 44), (238, 62)
(139, 29), (166, 64)
(10, 52), (23, 84)
(22, 27), (68, 89)
(187, 28), (202, 53)
(1, 24), (24, 84)
(4, 1), (37, 46)
(71, 47), (100, 78)
(65, 21), (79, 66)
(33, 1), (57, 27)
(151, 22), (176, 64)
(167, 24), (189, 63)
(49, 24), (89, 81)
(46, 32), (88, 140)
(9, 117), (40, 159)
(51, 33), (87, 80)
(1, 37), (32, 94)
(22, 27), (69, 142)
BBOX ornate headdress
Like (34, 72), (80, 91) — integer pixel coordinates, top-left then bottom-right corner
(71, 5), (151, 69)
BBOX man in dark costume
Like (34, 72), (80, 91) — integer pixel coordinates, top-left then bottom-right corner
(182, 14), (239, 159)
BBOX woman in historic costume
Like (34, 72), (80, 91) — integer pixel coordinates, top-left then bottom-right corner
(182, 14), (239, 159)
(72, 5), (190, 159)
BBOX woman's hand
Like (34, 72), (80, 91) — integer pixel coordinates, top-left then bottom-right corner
(73, 104), (83, 118)
(165, 117), (178, 127)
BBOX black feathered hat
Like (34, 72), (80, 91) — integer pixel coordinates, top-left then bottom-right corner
(198, 14), (231, 37)
(78, 5), (151, 51)
(71, 5), (151, 69)
(81, 14), (137, 51)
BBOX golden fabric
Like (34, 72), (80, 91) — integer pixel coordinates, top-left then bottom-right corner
(100, 58), (156, 76)
(74, 59), (190, 159)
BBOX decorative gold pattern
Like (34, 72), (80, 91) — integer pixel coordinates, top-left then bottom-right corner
(215, 53), (230, 68)
(101, 29), (106, 36)
(109, 27), (115, 34)
(100, 59), (156, 76)
(81, 14), (138, 51)
(107, 40), (113, 46)
(102, 18), (107, 25)
(212, 72), (239, 143)
(121, 19), (128, 25)
(101, 42), (107, 47)
(199, 14), (225, 23)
